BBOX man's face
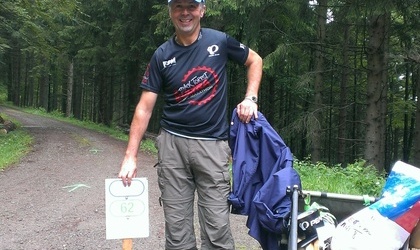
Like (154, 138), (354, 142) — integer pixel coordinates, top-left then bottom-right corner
(169, 0), (205, 36)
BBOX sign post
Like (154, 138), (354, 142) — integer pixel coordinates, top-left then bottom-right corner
(122, 239), (133, 250)
(105, 178), (149, 249)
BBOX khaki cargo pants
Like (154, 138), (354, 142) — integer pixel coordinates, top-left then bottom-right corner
(156, 130), (234, 250)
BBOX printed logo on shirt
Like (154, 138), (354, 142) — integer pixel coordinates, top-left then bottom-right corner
(141, 64), (150, 85)
(240, 43), (246, 50)
(174, 66), (220, 106)
(163, 57), (176, 68)
(207, 45), (220, 57)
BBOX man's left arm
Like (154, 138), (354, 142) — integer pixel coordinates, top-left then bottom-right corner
(237, 48), (263, 123)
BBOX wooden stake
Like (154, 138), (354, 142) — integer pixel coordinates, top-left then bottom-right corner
(122, 239), (133, 250)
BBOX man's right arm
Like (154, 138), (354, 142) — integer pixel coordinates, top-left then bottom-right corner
(118, 90), (158, 186)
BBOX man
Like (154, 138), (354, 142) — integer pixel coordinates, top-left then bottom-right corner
(118, 0), (263, 249)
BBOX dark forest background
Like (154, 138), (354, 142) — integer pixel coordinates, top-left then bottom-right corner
(1, 0), (420, 172)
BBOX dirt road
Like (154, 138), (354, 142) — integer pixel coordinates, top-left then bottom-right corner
(0, 106), (261, 250)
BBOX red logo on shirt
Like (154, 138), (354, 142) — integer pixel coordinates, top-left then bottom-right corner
(141, 64), (150, 85)
(174, 66), (219, 106)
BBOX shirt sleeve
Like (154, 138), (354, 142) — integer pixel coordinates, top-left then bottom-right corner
(140, 51), (162, 93)
(226, 35), (249, 65)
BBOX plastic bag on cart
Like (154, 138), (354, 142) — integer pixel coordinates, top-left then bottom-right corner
(331, 161), (420, 250)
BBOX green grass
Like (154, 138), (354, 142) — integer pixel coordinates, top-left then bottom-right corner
(0, 116), (33, 171)
(294, 158), (386, 197)
(139, 138), (158, 155)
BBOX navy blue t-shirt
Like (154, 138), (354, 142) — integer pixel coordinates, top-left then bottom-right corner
(141, 28), (249, 139)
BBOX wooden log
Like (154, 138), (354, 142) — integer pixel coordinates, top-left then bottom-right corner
(0, 120), (17, 134)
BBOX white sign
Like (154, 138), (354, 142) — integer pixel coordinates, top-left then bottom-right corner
(105, 178), (149, 240)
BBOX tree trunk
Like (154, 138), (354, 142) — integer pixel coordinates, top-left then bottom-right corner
(364, 13), (390, 172)
(311, 0), (327, 163)
(66, 59), (74, 117)
(8, 46), (21, 106)
(338, 24), (350, 167)
(23, 51), (30, 106)
(73, 70), (83, 120)
(411, 65), (420, 167)
(39, 58), (49, 110)
(98, 70), (107, 125)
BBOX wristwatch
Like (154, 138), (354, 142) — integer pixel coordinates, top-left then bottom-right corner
(245, 95), (258, 104)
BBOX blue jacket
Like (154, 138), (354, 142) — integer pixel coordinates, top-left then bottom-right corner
(228, 109), (302, 250)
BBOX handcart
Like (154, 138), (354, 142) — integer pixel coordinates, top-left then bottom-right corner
(285, 186), (418, 250)
(284, 186), (378, 250)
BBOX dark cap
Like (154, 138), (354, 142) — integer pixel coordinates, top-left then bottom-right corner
(168, 0), (205, 4)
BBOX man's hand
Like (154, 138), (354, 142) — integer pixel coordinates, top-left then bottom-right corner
(237, 98), (258, 123)
(118, 157), (138, 187)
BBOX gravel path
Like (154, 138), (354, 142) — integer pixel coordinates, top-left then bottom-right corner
(0, 106), (261, 250)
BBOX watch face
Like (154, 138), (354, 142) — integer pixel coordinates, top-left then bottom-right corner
(245, 96), (258, 103)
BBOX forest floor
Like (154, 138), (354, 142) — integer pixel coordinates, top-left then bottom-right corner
(0, 106), (262, 250)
